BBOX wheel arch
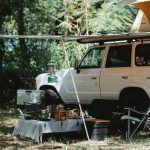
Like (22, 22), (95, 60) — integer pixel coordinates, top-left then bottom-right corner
(119, 87), (150, 110)
(39, 85), (57, 92)
(39, 85), (62, 100)
(39, 85), (64, 105)
(119, 87), (149, 101)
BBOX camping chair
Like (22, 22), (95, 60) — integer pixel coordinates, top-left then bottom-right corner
(121, 106), (150, 140)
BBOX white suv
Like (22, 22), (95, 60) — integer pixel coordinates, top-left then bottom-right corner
(36, 36), (150, 113)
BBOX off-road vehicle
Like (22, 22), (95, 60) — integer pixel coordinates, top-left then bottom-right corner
(36, 33), (150, 116)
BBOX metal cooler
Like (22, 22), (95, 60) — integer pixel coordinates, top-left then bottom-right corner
(17, 90), (45, 105)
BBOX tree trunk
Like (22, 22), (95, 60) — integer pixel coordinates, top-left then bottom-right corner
(17, 0), (29, 88)
(0, 38), (5, 104)
(0, 13), (5, 104)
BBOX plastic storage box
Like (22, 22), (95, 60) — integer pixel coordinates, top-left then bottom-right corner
(17, 90), (45, 105)
(85, 119), (110, 140)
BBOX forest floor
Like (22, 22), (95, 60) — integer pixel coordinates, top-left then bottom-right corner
(1, 108), (150, 150)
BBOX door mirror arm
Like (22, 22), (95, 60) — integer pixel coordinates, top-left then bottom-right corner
(76, 68), (80, 74)
(74, 60), (80, 74)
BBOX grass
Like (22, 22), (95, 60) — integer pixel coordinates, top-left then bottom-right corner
(1, 108), (150, 149)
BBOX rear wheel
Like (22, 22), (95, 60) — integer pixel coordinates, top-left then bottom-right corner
(120, 90), (150, 111)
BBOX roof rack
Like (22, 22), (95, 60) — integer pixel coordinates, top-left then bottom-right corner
(0, 33), (150, 44)
(77, 32), (150, 44)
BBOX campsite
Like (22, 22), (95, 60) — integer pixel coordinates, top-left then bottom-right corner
(1, 109), (150, 149)
(1, 0), (150, 149)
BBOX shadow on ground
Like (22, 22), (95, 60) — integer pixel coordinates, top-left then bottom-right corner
(42, 131), (87, 144)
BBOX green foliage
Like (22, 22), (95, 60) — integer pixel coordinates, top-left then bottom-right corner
(89, 1), (138, 33)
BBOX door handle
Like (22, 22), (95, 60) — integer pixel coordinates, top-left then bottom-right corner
(91, 77), (97, 80)
(146, 77), (150, 79)
(122, 76), (128, 79)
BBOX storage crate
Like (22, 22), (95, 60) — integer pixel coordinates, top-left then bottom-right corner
(17, 90), (45, 105)
(85, 119), (110, 141)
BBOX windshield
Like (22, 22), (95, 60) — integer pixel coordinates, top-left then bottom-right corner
(79, 47), (105, 68)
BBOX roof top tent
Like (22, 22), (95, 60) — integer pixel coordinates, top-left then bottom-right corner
(130, 0), (150, 32)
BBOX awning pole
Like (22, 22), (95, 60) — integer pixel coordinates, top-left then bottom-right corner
(61, 38), (92, 149)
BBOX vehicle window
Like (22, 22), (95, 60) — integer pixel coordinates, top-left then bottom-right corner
(135, 44), (150, 66)
(79, 47), (105, 68)
(106, 45), (131, 68)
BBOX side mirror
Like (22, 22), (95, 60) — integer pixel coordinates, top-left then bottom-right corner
(74, 60), (80, 74)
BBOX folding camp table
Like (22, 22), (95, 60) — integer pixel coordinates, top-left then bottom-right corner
(12, 119), (83, 143)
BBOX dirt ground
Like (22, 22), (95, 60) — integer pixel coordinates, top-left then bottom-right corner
(1, 109), (150, 150)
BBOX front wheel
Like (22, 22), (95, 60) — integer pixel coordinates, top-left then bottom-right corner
(44, 90), (64, 106)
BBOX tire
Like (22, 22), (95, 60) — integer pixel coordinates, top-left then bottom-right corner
(120, 91), (150, 111)
(44, 90), (64, 106)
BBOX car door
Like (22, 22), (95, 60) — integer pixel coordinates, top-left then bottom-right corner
(100, 44), (132, 100)
(130, 43), (150, 98)
(69, 46), (106, 104)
